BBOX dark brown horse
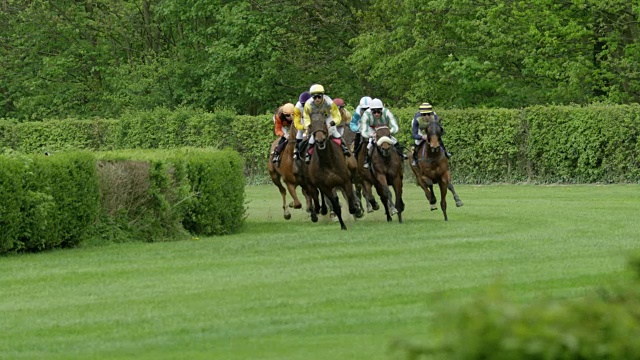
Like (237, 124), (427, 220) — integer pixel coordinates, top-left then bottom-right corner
(307, 113), (364, 230)
(349, 128), (380, 214)
(410, 117), (463, 221)
(268, 125), (315, 220)
(363, 126), (405, 222)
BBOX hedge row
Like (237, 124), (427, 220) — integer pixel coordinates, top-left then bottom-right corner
(0, 149), (245, 254)
(2, 105), (639, 183)
(0, 152), (100, 253)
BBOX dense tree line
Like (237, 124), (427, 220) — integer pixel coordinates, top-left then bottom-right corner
(1, 0), (638, 121)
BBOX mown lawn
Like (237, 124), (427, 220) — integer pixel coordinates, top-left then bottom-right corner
(1, 184), (639, 360)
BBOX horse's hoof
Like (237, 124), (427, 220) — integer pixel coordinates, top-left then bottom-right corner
(284, 213), (291, 220)
(330, 213), (339, 222)
(372, 203), (380, 211)
(430, 206), (438, 211)
(355, 210), (364, 219)
(311, 214), (318, 222)
(391, 208), (398, 215)
(456, 201), (464, 207)
(366, 204), (373, 213)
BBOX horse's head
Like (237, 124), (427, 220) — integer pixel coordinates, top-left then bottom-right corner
(374, 126), (393, 157)
(425, 118), (442, 152)
(309, 112), (328, 149)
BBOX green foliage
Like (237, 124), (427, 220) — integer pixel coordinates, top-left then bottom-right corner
(393, 256), (640, 359)
(93, 148), (246, 242)
(180, 148), (247, 236)
(526, 104), (640, 183)
(2, 104), (640, 183)
(12, 118), (120, 153)
(95, 150), (193, 243)
(0, 152), (100, 253)
(28, 152), (101, 248)
(0, 155), (24, 252)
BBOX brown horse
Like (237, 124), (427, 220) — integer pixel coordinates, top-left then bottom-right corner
(363, 126), (405, 222)
(307, 113), (364, 230)
(410, 117), (463, 221)
(268, 125), (314, 220)
(347, 127), (379, 214)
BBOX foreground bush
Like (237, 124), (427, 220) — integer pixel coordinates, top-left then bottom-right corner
(391, 255), (640, 359)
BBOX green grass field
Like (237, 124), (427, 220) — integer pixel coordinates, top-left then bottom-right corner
(1, 184), (639, 359)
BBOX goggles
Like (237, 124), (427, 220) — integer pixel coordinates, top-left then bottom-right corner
(371, 109), (382, 114)
(312, 94), (323, 99)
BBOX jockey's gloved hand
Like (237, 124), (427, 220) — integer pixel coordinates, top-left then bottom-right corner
(329, 121), (336, 126)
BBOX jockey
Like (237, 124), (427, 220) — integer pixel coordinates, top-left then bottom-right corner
(350, 96), (372, 157)
(271, 102), (295, 163)
(332, 97), (351, 138)
(360, 98), (407, 169)
(293, 91), (311, 160)
(411, 102), (451, 166)
(303, 84), (351, 163)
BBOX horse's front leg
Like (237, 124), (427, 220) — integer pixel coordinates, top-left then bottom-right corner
(393, 176), (404, 224)
(305, 185), (319, 223)
(445, 171), (463, 207)
(342, 182), (364, 219)
(286, 183), (302, 209)
(270, 173), (291, 220)
(321, 188), (347, 230)
(438, 181), (448, 221)
(373, 176), (394, 222)
(363, 179), (379, 211)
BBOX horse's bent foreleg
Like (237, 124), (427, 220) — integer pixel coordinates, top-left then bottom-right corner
(286, 183), (303, 209)
(363, 180), (379, 211)
(322, 189), (346, 230)
(447, 182), (464, 207)
(302, 185), (319, 222)
(343, 182), (364, 219)
(270, 174), (291, 220)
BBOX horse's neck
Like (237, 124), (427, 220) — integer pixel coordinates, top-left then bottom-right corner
(315, 141), (339, 163)
(419, 141), (442, 160)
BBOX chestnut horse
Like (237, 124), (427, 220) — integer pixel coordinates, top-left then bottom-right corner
(410, 117), (463, 221)
(268, 124), (315, 220)
(307, 113), (364, 230)
(361, 126), (405, 222)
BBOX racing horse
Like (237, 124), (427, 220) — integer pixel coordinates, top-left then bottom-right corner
(410, 117), (463, 221)
(307, 112), (364, 230)
(365, 126), (405, 222)
(268, 124), (315, 220)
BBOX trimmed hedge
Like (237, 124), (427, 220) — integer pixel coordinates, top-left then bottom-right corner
(2, 105), (640, 183)
(0, 148), (245, 254)
(0, 152), (100, 252)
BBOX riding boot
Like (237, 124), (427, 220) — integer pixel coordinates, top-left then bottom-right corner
(293, 139), (302, 160)
(394, 143), (408, 160)
(363, 153), (372, 169)
(340, 139), (351, 157)
(440, 138), (452, 158)
(272, 137), (287, 163)
(411, 149), (419, 167)
(353, 134), (361, 158)
(304, 148), (312, 164)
